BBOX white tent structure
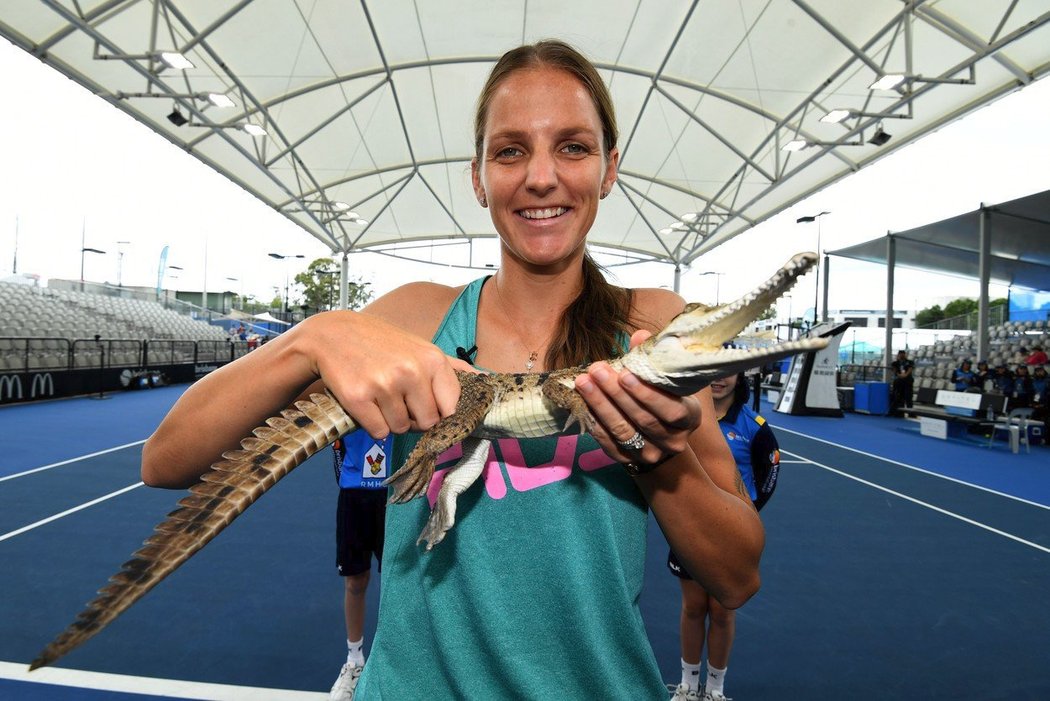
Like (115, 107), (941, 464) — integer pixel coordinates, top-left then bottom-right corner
(251, 311), (290, 326)
(2, 2), (1049, 299)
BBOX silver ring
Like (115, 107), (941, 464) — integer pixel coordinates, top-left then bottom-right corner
(617, 431), (645, 452)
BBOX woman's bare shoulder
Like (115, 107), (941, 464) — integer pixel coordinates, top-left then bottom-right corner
(629, 286), (687, 334)
(364, 281), (464, 337)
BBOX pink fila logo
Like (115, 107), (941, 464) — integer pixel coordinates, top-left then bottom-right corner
(426, 435), (617, 506)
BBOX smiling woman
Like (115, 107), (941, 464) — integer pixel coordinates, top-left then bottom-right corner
(139, 39), (763, 699)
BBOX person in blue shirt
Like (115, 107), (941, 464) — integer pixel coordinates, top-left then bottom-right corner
(951, 359), (976, 391)
(328, 430), (394, 701)
(992, 364), (1015, 394)
(667, 372), (780, 701)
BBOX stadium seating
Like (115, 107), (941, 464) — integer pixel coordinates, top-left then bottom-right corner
(0, 281), (246, 372)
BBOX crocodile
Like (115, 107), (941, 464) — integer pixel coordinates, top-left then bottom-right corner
(30, 252), (827, 671)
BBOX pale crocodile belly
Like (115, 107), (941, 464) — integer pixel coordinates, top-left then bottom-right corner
(475, 392), (566, 439)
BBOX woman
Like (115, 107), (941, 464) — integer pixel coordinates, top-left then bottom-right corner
(142, 41), (763, 698)
(667, 372), (780, 701)
(951, 359), (976, 391)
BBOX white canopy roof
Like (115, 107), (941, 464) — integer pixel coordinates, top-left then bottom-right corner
(3, 2), (1049, 268)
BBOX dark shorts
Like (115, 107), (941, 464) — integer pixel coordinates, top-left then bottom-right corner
(667, 550), (692, 580)
(336, 488), (387, 576)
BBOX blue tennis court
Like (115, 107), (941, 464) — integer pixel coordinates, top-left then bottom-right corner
(1, 386), (1047, 699)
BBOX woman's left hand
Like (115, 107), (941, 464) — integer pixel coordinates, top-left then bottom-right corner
(573, 329), (702, 468)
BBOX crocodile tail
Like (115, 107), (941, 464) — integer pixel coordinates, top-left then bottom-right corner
(29, 391), (355, 671)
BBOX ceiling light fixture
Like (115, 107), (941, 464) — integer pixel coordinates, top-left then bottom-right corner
(205, 93), (235, 108)
(820, 109), (851, 124)
(782, 139), (809, 152)
(241, 123), (267, 137)
(158, 52), (194, 71)
(867, 127), (893, 146)
(869, 73), (906, 91)
(166, 108), (188, 127)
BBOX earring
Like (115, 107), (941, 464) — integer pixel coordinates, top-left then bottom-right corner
(479, 195), (487, 207)
(600, 190), (608, 200)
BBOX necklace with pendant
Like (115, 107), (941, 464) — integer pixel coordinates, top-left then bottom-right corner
(494, 278), (543, 372)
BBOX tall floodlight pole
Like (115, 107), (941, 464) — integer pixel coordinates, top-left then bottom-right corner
(80, 221), (106, 292)
(116, 240), (130, 288)
(268, 252), (305, 317)
(12, 216), (18, 275)
(697, 271), (724, 305)
(796, 211), (830, 326)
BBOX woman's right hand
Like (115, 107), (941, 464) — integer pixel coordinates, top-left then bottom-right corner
(302, 310), (468, 438)
(142, 299), (468, 488)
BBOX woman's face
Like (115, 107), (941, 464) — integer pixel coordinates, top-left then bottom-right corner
(709, 373), (738, 402)
(472, 66), (619, 269)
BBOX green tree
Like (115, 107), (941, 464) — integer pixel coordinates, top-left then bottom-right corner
(914, 304), (944, 327)
(294, 258), (374, 312)
(914, 297), (1009, 327)
(942, 298), (978, 318)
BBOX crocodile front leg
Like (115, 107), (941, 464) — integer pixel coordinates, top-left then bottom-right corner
(385, 372), (497, 503)
(540, 367), (594, 434)
(417, 436), (492, 550)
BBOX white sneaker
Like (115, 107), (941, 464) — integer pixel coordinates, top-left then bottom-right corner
(329, 663), (363, 701)
(667, 683), (701, 700)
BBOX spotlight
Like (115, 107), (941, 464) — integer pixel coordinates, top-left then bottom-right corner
(205, 92), (235, 108)
(868, 128), (892, 146)
(869, 73), (906, 91)
(158, 52), (194, 71)
(820, 109), (851, 124)
(167, 108), (189, 127)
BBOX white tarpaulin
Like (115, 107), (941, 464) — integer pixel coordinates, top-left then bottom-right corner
(251, 311), (290, 326)
(2, 2), (1049, 269)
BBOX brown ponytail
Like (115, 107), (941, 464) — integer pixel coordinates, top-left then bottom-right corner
(547, 254), (633, 368)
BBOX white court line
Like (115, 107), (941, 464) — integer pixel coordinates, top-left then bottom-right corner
(784, 450), (1050, 555)
(0, 440), (147, 483)
(0, 661), (326, 700)
(773, 425), (1050, 511)
(0, 482), (143, 543)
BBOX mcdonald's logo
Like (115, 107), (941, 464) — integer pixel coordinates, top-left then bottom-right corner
(31, 372), (55, 398)
(0, 374), (23, 401)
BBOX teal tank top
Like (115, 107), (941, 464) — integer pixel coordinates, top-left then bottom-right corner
(354, 277), (664, 699)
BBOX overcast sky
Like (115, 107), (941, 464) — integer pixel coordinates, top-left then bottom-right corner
(2, 37), (1049, 323)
